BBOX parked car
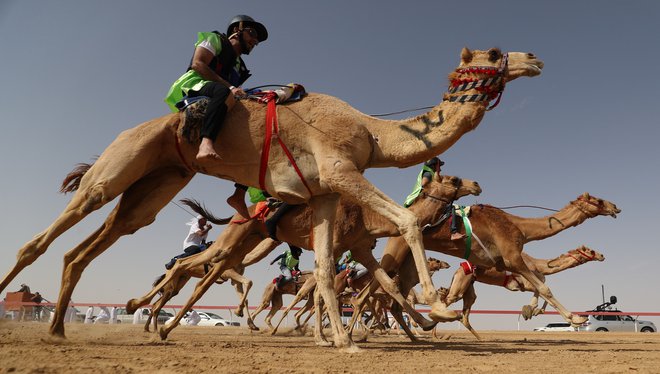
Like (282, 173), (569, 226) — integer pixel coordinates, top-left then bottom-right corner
(533, 322), (576, 332)
(577, 312), (657, 332)
(166, 311), (240, 327)
(113, 307), (173, 324)
(577, 297), (656, 332)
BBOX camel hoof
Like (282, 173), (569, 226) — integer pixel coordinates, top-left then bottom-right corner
(533, 308), (545, 317)
(234, 310), (244, 318)
(521, 305), (534, 320)
(571, 315), (588, 326)
(158, 326), (169, 341)
(421, 320), (439, 331)
(315, 339), (333, 347)
(247, 319), (259, 331)
(428, 308), (459, 322)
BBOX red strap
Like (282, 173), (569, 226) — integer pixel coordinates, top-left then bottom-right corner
(258, 94), (314, 197)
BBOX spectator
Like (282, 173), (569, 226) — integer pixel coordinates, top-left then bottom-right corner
(109, 306), (117, 324)
(30, 292), (43, 321)
(94, 306), (110, 324)
(186, 310), (201, 326)
(18, 283), (31, 293)
(133, 308), (145, 325)
(84, 306), (94, 324)
(64, 302), (76, 323)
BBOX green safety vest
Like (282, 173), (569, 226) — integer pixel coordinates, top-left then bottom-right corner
(164, 31), (250, 112)
(403, 165), (435, 207)
(247, 187), (267, 204)
(284, 250), (299, 269)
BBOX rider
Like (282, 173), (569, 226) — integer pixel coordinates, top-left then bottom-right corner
(164, 15), (268, 219)
(343, 251), (368, 289)
(403, 157), (464, 241)
(165, 215), (212, 270)
(269, 245), (303, 290)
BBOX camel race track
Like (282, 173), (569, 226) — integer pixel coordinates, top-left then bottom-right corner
(1, 320), (660, 373)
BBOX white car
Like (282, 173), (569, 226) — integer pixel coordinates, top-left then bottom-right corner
(533, 322), (576, 332)
(166, 311), (240, 327)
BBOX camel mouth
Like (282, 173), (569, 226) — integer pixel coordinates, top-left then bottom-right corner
(525, 63), (543, 76)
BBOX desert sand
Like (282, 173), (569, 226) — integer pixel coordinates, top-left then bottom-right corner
(1, 320), (659, 373)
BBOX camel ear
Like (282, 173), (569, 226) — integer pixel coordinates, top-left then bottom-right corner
(461, 47), (473, 63)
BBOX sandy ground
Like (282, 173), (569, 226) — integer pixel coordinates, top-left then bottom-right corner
(1, 320), (659, 373)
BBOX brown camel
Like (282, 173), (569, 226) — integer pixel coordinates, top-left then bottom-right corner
(249, 270), (314, 331)
(438, 245), (605, 339)
(0, 48), (542, 348)
(362, 193), (620, 330)
(270, 257), (450, 335)
(128, 173), (481, 346)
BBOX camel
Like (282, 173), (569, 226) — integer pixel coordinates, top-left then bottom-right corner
(127, 172), (481, 345)
(438, 245), (605, 339)
(358, 193), (620, 331)
(248, 270), (315, 331)
(0, 48), (542, 348)
(269, 257), (450, 335)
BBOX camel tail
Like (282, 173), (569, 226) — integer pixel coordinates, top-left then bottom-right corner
(59, 160), (95, 194)
(179, 198), (233, 225)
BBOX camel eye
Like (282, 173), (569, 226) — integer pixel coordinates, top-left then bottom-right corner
(488, 49), (500, 62)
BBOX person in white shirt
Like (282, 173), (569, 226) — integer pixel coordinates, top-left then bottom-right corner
(84, 306), (94, 324)
(109, 306), (117, 324)
(186, 310), (201, 326)
(94, 306), (110, 324)
(64, 302), (76, 323)
(165, 215), (212, 270)
(132, 308), (145, 324)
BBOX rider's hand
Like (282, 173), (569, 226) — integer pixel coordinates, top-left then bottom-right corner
(230, 86), (246, 99)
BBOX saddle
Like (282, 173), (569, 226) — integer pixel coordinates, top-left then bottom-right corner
(176, 84), (307, 145)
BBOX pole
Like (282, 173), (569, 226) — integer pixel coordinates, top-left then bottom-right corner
(601, 284), (605, 303)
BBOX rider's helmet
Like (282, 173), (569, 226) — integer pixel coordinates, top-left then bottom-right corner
(226, 15), (268, 42)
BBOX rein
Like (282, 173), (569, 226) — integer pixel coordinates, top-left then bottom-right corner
(568, 248), (596, 264)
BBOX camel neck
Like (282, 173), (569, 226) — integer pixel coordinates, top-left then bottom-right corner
(503, 201), (592, 243)
(362, 100), (488, 168)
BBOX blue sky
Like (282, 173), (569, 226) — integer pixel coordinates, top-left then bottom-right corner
(1, 1), (659, 330)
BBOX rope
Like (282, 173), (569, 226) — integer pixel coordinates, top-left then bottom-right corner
(491, 205), (559, 212)
(370, 106), (434, 117)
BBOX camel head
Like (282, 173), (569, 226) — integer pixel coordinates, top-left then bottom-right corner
(426, 174), (482, 202)
(459, 47), (543, 81)
(437, 286), (449, 303)
(550, 245), (605, 268)
(427, 257), (450, 271)
(572, 193), (621, 218)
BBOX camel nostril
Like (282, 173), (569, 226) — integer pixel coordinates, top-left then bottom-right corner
(527, 53), (536, 58)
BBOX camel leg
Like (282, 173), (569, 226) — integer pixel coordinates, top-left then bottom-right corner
(313, 283), (330, 346)
(0, 153), (162, 294)
(513, 260), (586, 326)
(224, 269), (252, 317)
(351, 250), (436, 331)
(326, 168), (454, 323)
(240, 238), (281, 266)
(522, 292), (541, 320)
(272, 276), (317, 334)
(460, 283), (482, 341)
(308, 194), (356, 351)
(159, 261), (228, 339)
(295, 295), (315, 330)
(49, 169), (192, 337)
(388, 302), (419, 341)
(264, 293), (283, 331)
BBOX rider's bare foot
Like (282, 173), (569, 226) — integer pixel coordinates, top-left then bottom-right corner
(195, 139), (221, 161)
(227, 194), (250, 219)
(450, 232), (466, 241)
